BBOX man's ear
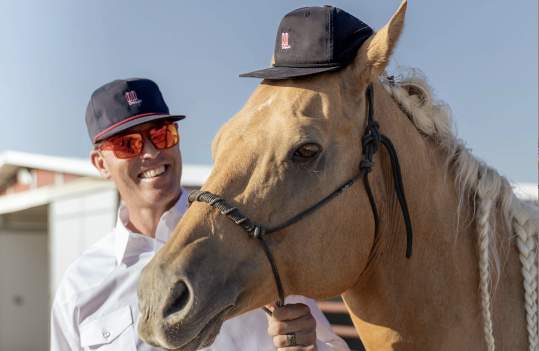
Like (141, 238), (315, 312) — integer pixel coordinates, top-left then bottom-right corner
(90, 149), (112, 179)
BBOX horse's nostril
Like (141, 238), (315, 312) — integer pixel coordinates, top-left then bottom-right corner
(163, 281), (190, 319)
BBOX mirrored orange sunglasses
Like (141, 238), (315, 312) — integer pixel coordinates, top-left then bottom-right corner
(97, 122), (179, 159)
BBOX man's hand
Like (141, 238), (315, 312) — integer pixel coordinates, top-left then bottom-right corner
(266, 303), (318, 351)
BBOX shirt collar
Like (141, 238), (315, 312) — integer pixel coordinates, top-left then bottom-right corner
(114, 188), (189, 265)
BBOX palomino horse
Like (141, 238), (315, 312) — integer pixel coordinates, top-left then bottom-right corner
(138, 1), (538, 350)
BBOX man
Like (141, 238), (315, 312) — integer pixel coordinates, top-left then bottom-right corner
(50, 77), (349, 350)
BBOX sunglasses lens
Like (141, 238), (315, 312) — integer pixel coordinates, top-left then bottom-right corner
(100, 123), (178, 159)
(109, 134), (143, 159)
(150, 123), (179, 150)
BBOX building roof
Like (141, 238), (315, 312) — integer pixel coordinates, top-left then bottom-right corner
(0, 150), (98, 186)
(0, 178), (115, 215)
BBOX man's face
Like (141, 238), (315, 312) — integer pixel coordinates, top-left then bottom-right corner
(91, 121), (183, 210)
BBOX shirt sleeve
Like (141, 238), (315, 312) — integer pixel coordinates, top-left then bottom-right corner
(287, 295), (351, 351)
(50, 293), (81, 351)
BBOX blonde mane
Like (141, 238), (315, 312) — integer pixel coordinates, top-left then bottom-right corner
(381, 69), (538, 351)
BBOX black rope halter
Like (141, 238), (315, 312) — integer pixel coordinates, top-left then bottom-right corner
(188, 84), (413, 315)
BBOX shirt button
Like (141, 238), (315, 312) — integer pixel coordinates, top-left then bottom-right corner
(102, 330), (111, 339)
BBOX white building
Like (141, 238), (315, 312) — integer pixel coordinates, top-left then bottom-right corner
(0, 150), (536, 351)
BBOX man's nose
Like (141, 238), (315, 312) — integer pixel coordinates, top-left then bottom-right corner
(141, 137), (159, 159)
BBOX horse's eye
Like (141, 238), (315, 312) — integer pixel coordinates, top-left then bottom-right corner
(292, 143), (321, 162)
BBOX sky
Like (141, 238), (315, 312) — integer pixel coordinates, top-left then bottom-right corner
(0, 0), (536, 183)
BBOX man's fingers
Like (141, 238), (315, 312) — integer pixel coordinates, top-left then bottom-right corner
(273, 331), (316, 348)
(271, 303), (311, 321)
(267, 314), (316, 336)
(267, 303), (318, 350)
(276, 346), (317, 351)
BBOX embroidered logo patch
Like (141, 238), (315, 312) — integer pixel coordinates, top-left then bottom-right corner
(125, 90), (142, 106)
(281, 32), (291, 50)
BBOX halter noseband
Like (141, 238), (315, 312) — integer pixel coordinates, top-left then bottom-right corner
(187, 84), (413, 313)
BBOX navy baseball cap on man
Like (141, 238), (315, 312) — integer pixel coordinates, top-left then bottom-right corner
(240, 6), (373, 80)
(86, 78), (185, 143)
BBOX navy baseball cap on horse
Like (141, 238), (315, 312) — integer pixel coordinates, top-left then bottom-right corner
(86, 78), (185, 143)
(240, 6), (373, 80)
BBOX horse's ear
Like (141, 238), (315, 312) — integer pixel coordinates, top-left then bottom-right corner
(352, 0), (407, 81)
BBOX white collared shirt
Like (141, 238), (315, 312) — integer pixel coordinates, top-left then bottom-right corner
(50, 190), (350, 351)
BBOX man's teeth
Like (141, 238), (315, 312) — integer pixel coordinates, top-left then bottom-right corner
(140, 165), (166, 179)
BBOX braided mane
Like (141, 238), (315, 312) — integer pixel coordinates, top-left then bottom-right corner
(381, 69), (538, 351)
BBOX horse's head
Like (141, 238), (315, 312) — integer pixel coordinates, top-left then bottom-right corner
(138, 2), (407, 349)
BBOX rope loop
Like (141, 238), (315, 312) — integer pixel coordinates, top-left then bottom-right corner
(360, 117), (381, 175)
(362, 123), (381, 151)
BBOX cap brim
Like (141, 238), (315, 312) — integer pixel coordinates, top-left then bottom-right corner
(95, 114), (185, 143)
(239, 65), (343, 80)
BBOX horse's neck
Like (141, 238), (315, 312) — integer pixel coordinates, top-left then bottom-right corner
(341, 82), (527, 350)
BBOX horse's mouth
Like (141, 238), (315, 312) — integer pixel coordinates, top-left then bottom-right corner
(166, 306), (234, 351)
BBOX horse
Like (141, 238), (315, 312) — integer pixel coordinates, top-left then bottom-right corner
(137, 1), (538, 350)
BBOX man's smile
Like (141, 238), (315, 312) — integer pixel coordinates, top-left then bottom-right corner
(138, 164), (170, 180)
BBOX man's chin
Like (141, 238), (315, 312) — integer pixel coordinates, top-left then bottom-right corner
(140, 189), (181, 207)
(136, 175), (181, 200)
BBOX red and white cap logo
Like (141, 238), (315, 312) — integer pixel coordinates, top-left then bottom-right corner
(281, 32), (291, 50)
(125, 90), (142, 106)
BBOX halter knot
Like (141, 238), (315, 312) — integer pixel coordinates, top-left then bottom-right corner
(362, 122), (381, 150)
(359, 159), (374, 173)
(360, 122), (381, 174)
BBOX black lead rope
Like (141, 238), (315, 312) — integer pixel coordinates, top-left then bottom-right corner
(380, 135), (414, 257)
(187, 84), (414, 316)
(360, 85), (413, 258)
